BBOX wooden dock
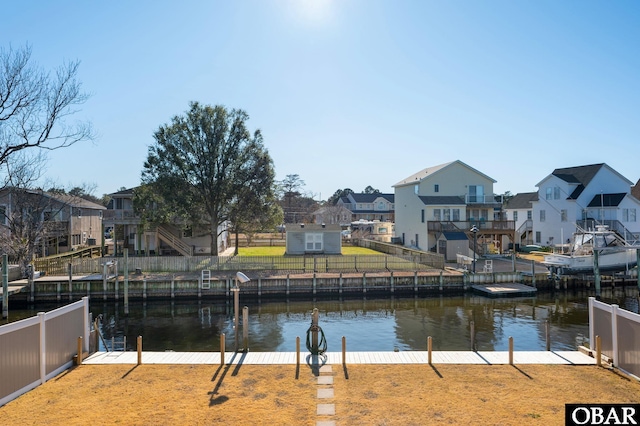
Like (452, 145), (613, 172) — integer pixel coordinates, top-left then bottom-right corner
(471, 283), (537, 297)
(83, 350), (595, 365)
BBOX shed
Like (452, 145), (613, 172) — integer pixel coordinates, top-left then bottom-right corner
(437, 231), (470, 262)
(285, 223), (342, 255)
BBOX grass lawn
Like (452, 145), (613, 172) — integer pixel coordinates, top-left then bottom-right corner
(237, 246), (381, 256)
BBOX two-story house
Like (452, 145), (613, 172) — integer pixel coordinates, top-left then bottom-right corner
(531, 163), (640, 247)
(393, 160), (514, 260)
(0, 188), (105, 257)
(336, 193), (395, 222)
(103, 187), (229, 256)
(503, 192), (538, 248)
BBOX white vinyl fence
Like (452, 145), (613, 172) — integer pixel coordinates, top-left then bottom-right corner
(0, 297), (90, 407)
(589, 296), (640, 379)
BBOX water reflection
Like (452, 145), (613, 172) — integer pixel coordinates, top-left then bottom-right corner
(3, 287), (637, 352)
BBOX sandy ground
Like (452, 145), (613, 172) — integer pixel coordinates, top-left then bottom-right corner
(2, 363), (640, 425)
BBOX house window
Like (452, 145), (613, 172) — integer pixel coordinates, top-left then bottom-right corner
(535, 232), (541, 244)
(379, 227), (387, 234)
(414, 185), (419, 195)
(632, 209), (637, 222)
(72, 234), (81, 245)
(434, 184), (439, 193)
(443, 209), (451, 221)
(305, 233), (323, 251)
(0, 205), (6, 225)
(554, 187), (560, 199)
(561, 210), (567, 222)
(527, 210), (532, 220)
(433, 209), (441, 221)
(378, 201), (385, 210)
(452, 209), (460, 221)
(513, 211), (518, 221)
(421, 209), (425, 223)
(540, 210), (546, 222)
(115, 198), (124, 209)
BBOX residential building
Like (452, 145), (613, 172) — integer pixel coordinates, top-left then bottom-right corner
(103, 187), (229, 256)
(312, 205), (353, 227)
(336, 193), (395, 222)
(393, 160), (514, 260)
(503, 192), (538, 248)
(0, 188), (105, 256)
(531, 163), (640, 247)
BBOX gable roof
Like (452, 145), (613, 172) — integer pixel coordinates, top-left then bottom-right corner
(586, 193), (626, 208)
(418, 196), (466, 206)
(504, 192), (538, 210)
(349, 193), (394, 203)
(393, 160), (496, 187)
(538, 163), (633, 200)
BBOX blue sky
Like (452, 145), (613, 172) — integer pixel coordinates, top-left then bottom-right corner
(4, 1), (640, 200)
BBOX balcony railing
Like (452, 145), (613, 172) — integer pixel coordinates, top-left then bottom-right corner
(428, 220), (515, 233)
(463, 194), (503, 205)
(103, 209), (139, 221)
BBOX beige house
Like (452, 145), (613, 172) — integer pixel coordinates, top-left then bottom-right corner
(103, 187), (229, 256)
(393, 160), (514, 260)
(0, 188), (105, 256)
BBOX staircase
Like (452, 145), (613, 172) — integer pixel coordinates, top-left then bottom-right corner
(157, 224), (194, 256)
(577, 220), (640, 245)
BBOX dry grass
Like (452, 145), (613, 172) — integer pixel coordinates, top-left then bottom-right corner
(2, 363), (640, 425)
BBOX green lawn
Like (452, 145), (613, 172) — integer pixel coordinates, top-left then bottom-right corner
(237, 246), (381, 256)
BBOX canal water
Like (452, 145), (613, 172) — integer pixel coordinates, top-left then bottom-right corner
(3, 288), (639, 352)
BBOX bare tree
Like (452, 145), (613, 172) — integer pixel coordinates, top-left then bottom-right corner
(0, 44), (93, 167)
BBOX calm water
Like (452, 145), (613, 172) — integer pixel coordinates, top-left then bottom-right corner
(3, 288), (639, 352)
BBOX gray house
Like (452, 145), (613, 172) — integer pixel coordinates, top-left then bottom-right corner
(285, 223), (342, 255)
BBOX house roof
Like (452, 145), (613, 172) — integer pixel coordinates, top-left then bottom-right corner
(443, 231), (469, 241)
(504, 192), (538, 210)
(418, 196), (466, 206)
(110, 187), (136, 196)
(632, 179), (640, 200)
(5, 188), (106, 210)
(538, 163), (633, 200)
(285, 223), (341, 232)
(348, 193), (394, 203)
(586, 193), (626, 208)
(393, 160), (496, 187)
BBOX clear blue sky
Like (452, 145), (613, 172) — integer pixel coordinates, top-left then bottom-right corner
(4, 1), (640, 200)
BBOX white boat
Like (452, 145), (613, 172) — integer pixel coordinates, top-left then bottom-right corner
(543, 225), (639, 275)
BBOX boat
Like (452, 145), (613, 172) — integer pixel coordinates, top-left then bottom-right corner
(543, 225), (639, 275)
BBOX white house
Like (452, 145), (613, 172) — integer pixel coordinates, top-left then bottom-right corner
(393, 160), (514, 259)
(531, 163), (640, 247)
(336, 193), (395, 222)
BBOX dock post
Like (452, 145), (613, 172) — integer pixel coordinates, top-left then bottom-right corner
(414, 271), (418, 293)
(439, 271), (443, 292)
(637, 250), (640, 291)
(137, 336), (142, 365)
(508, 336), (514, 365)
(596, 335), (602, 367)
(470, 321), (475, 351)
(531, 261), (536, 288)
(390, 271), (394, 294)
(242, 306), (249, 351)
(342, 336), (346, 366)
(594, 250), (601, 298)
(76, 336), (83, 365)
(56, 281), (61, 302)
(286, 274), (290, 296)
(171, 276), (175, 299)
(427, 336), (432, 365)
(296, 336), (300, 368)
(312, 274), (316, 296)
(512, 252), (516, 272)
(103, 262), (108, 301)
(143, 278), (147, 300)
(124, 248), (129, 315)
(68, 262), (72, 301)
(545, 320), (550, 351)
(339, 273), (343, 295)
(312, 308), (319, 352)
(220, 333), (225, 366)
(362, 272), (366, 294)
(2, 254), (8, 319)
